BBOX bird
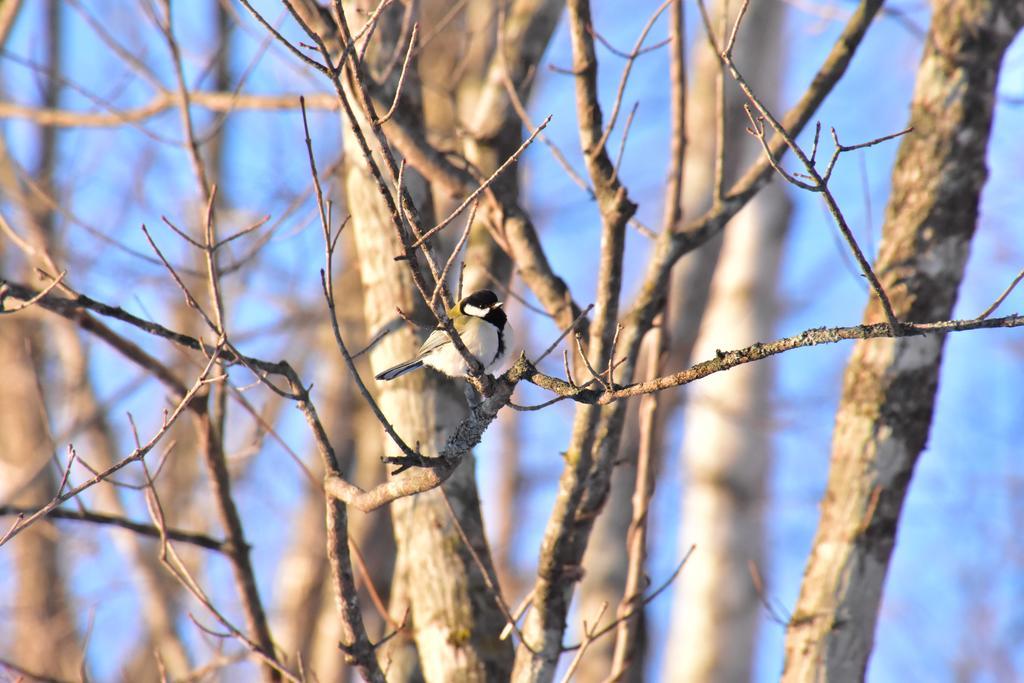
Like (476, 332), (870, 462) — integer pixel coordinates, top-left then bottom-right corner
(374, 289), (512, 381)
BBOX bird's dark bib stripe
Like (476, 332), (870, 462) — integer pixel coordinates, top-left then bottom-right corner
(485, 307), (507, 364)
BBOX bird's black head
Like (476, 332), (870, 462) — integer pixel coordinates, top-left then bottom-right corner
(460, 289), (506, 328)
(461, 290), (498, 310)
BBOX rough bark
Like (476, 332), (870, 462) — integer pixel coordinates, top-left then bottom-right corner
(344, 142), (512, 678)
(338, 4), (513, 679)
(781, 1), (1024, 680)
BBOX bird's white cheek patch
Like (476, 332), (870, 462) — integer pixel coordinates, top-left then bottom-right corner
(463, 303), (489, 318)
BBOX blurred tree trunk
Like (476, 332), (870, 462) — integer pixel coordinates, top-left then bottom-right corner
(0, 5), (189, 675)
(53, 313), (192, 680)
(668, 186), (789, 683)
(781, 1), (1024, 680)
(455, 0), (562, 294)
(664, 3), (788, 681)
(273, 249), (395, 683)
(577, 407), (644, 683)
(665, 0), (787, 369)
(1, 3), (81, 678)
(0, 316), (82, 680)
(572, 0), (788, 679)
(336, 3), (513, 680)
(120, 0), (244, 673)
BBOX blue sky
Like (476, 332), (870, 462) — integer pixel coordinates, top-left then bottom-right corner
(2, 1), (1023, 680)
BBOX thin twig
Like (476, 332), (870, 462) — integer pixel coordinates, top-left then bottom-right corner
(500, 590), (535, 641)
(559, 602), (609, 683)
(299, 97), (423, 463)
(976, 268), (1024, 320)
(605, 324), (623, 386)
(141, 224), (220, 335)
(349, 539), (404, 633)
(711, 0), (727, 203)
(822, 125), (914, 183)
(430, 200), (478, 310)
(411, 115), (552, 248)
(611, 101), (639, 183)
(478, 272), (555, 318)
(592, 0), (675, 154)
(562, 545), (696, 652)
(0, 270), (67, 314)
(697, 0), (902, 336)
(575, 332), (610, 391)
(439, 489), (535, 651)
(749, 560), (791, 626)
(375, 22), (418, 124)
(534, 303), (595, 364)
(0, 353), (218, 547)
(0, 505), (229, 551)
(563, 349), (577, 389)
(202, 184), (227, 334)
(500, 64), (595, 200)
(236, 0), (331, 76)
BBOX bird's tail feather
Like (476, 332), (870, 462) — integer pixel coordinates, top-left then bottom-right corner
(375, 359), (425, 381)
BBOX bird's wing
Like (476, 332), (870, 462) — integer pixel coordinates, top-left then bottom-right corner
(415, 327), (452, 358)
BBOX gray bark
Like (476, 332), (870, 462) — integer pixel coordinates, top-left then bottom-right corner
(338, 5), (513, 679)
(781, 1), (1024, 680)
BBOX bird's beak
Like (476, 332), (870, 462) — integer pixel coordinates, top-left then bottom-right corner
(494, 302), (503, 308)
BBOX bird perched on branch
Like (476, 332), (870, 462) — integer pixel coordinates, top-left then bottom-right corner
(374, 289), (512, 381)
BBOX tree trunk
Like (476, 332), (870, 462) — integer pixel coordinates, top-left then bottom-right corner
(668, 185), (789, 683)
(343, 141), (512, 678)
(52, 316), (192, 679)
(665, 4), (789, 676)
(1, 317), (82, 680)
(781, 1), (1024, 680)
(338, 5), (513, 679)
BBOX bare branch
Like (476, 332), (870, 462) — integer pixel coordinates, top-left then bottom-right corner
(0, 505), (229, 552)
(0, 270), (67, 314)
(411, 115), (552, 249)
(324, 373), (518, 511)
(562, 545), (696, 652)
(375, 22), (418, 125)
(559, 602), (608, 683)
(534, 303), (595, 365)
(976, 267), (1024, 320)
(592, 0), (675, 154)
(0, 91), (338, 127)
(299, 96), (423, 463)
(0, 353), (218, 547)
(697, 0), (901, 336)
